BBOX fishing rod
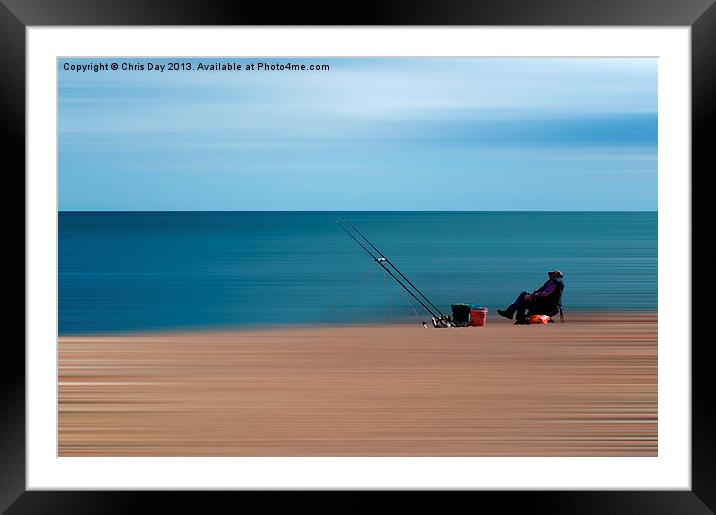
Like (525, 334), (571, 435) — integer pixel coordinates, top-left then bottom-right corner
(335, 221), (443, 321)
(339, 218), (447, 318)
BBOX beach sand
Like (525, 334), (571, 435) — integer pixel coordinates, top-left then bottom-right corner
(59, 312), (656, 456)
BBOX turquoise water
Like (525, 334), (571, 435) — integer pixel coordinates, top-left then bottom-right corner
(59, 211), (656, 334)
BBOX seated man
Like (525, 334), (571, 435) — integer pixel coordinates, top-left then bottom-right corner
(497, 270), (564, 325)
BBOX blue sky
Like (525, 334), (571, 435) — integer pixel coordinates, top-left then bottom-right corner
(59, 58), (657, 211)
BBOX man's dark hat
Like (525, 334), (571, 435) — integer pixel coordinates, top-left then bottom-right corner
(549, 270), (564, 278)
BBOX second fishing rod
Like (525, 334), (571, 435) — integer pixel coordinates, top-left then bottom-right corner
(337, 219), (447, 320)
(335, 221), (440, 320)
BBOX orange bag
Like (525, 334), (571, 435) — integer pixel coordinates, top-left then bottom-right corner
(528, 314), (551, 324)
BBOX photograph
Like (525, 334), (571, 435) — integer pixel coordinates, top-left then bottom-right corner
(57, 56), (658, 457)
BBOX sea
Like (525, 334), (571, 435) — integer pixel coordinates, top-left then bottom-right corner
(59, 211), (657, 334)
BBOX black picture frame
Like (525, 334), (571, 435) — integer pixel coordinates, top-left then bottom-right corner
(2, 1), (713, 512)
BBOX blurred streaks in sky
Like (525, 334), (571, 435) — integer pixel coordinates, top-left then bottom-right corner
(58, 58), (657, 211)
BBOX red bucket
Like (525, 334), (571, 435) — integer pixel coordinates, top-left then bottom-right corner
(469, 307), (488, 327)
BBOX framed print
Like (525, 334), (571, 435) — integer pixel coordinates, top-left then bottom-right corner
(2, 0), (714, 512)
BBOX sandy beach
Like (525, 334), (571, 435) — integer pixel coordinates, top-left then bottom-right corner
(58, 312), (656, 457)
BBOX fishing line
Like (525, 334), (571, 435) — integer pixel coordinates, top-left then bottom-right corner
(316, 262), (376, 326)
(392, 275), (423, 324)
(339, 218), (446, 318)
(335, 221), (441, 319)
(382, 268), (393, 323)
